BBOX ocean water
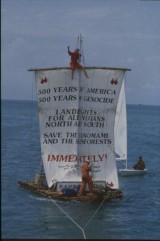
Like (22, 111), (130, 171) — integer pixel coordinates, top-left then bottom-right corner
(2, 100), (160, 239)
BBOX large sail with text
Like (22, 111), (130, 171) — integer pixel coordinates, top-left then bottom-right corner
(35, 68), (126, 189)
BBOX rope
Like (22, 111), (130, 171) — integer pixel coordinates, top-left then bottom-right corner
(49, 193), (109, 239)
(83, 194), (109, 230)
(29, 71), (44, 179)
(49, 197), (86, 239)
(28, 72), (36, 180)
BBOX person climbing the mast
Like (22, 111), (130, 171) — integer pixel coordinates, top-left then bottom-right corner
(67, 46), (89, 79)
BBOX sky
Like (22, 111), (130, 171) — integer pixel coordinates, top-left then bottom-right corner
(1, 0), (160, 105)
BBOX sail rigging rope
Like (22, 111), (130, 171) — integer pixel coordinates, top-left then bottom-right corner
(49, 194), (109, 239)
(29, 72), (44, 179)
(28, 72), (37, 180)
(83, 194), (109, 230)
(49, 196), (86, 239)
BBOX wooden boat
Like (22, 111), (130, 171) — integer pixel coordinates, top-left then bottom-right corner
(18, 35), (131, 202)
(18, 180), (123, 203)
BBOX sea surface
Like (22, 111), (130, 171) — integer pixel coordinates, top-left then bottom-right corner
(2, 100), (160, 239)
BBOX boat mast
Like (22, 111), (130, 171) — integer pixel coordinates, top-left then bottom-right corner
(78, 34), (86, 66)
(124, 78), (128, 170)
(78, 34), (82, 64)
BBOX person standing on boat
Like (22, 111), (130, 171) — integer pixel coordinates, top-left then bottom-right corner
(67, 46), (89, 79)
(78, 160), (93, 196)
(133, 156), (145, 170)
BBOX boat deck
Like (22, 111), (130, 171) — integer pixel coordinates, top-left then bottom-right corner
(18, 180), (123, 203)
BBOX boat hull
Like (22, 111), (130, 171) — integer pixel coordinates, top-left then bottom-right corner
(17, 180), (123, 203)
(118, 168), (147, 176)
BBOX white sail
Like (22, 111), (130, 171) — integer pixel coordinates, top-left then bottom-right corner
(114, 80), (127, 161)
(34, 68), (126, 189)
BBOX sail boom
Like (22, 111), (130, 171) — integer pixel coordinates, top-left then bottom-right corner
(116, 158), (127, 161)
(28, 66), (131, 72)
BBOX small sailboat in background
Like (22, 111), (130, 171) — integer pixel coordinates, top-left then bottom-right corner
(115, 89), (147, 176)
(18, 35), (131, 201)
(118, 156), (147, 176)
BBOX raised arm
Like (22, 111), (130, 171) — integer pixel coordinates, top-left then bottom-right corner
(68, 46), (72, 55)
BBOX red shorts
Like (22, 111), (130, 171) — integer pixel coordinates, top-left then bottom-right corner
(70, 63), (84, 70)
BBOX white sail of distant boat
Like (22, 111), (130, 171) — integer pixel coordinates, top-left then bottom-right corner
(115, 80), (127, 164)
(33, 67), (129, 189)
(115, 81), (147, 176)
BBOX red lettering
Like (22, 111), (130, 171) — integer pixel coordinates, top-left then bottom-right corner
(47, 154), (106, 162)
